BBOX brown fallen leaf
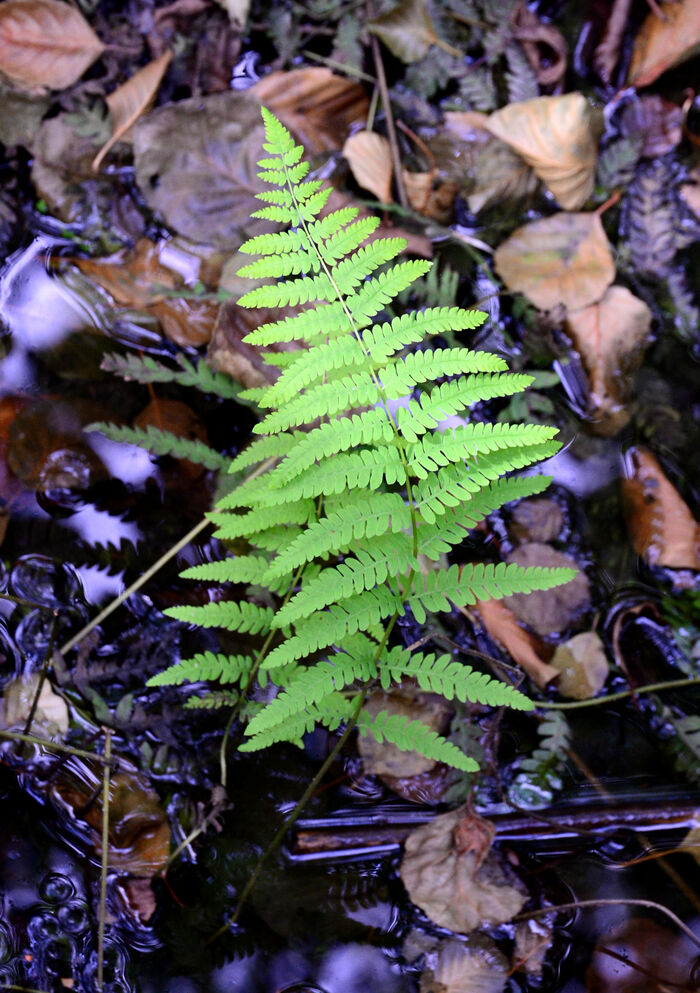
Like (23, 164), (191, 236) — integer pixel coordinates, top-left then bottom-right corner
(0, 0), (104, 93)
(400, 807), (527, 933)
(343, 130), (394, 203)
(419, 937), (508, 993)
(402, 169), (458, 223)
(593, 0), (633, 84)
(485, 94), (600, 210)
(587, 919), (697, 993)
(251, 67), (369, 155)
(564, 285), (652, 436)
(621, 446), (700, 570)
(368, 0), (462, 62)
(550, 631), (609, 700)
(628, 0), (700, 88)
(494, 212), (615, 311)
(75, 238), (178, 309)
(2, 672), (70, 738)
(134, 398), (210, 478)
(473, 598), (559, 689)
(92, 51), (173, 172)
(512, 2), (567, 89)
(505, 543), (590, 636)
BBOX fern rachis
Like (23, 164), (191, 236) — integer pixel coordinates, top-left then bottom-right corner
(148, 107), (576, 773)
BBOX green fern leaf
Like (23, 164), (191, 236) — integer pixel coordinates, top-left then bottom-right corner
(87, 422), (228, 471)
(100, 353), (242, 399)
(358, 710), (478, 772)
(164, 600), (273, 635)
(147, 652), (254, 687)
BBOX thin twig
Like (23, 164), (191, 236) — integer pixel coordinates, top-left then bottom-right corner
(370, 34), (408, 209)
(22, 613), (58, 743)
(537, 676), (700, 710)
(0, 729), (109, 762)
(97, 729), (113, 992)
(302, 49), (376, 83)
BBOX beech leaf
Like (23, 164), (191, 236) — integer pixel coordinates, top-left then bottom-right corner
(343, 130), (393, 203)
(0, 0), (104, 93)
(402, 169), (458, 222)
(419, 937), (508, 993)
(92, 51), (173, 172)
(628, 0), (700, 88)
(484, 94), (600, 210)
(368, 0), (462, 62)
(551, 631), (609, 700)
(621, 446), (700, 570)
(504, 544), (590, 636)
(474, 598), (559, 689)
(494, 212), (615, 311)
(565, 285), (652, 436)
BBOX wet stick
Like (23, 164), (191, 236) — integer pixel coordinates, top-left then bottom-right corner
(97, 729), (112, 992)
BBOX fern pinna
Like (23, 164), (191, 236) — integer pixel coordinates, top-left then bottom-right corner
(149, 108), (575, 772)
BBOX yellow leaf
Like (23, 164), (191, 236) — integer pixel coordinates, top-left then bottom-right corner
(92, 51), (172, 172)
(494, 212), (615, 311)
(343, 130), (394, 203)
(550, 631), (609, 700)
(473, 598), (559, 689)
(368, 0), (462, 62)
(628, 0), (700, 88)
(485, 94), (600, 210)
(0, 0), (104, 93)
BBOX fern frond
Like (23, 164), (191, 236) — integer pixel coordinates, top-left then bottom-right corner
(357, 710), (479, 772)
(86, 422), (228, 471)
(164, 600), (273, 635)
(238, 693), (356, 750)
(184, 690), (239, 709)
(224, 431), (300, 477)
(180, 555), (269, 585)
(208, 500), (314, 540)
(147, 652), (254, 687)
(100, 353), (241, 399)
(409, 422), (559, 477)
(258, 445), (406, 502)
(362, 307), (490, 359)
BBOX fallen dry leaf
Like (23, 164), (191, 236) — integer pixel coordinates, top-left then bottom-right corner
(550, 631), (609, 700)
(0, 0), (104, 93)
(494, 212), (615, 311)
(511, 498), (564, 543)
(402, 169), (458, 223)
(92, 51), (173, 172)
(401, 807), (527, 933)
(512, 2), (567, 90)
(419, 936), (508, 993)
(628, 0), (700, 88)
(565, 285), (652, 436)
(358, 686), (452, 779)
(343, 130), (393, 203)
(474, 598), (559, 689)
(621, 446), (700, 570)
(505, 544), (590, 636)
(251, 67), (369, 155)
(485, 94), (600, 210)
(368, 0), (461, 62)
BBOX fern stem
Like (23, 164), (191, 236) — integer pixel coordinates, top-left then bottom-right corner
(537, 676), (700, 710)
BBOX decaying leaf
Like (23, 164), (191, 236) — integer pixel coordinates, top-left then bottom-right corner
(368, 0), (461, 63)
(511, 498), (565, 544)
(419, 936), (508, 993)
(343, 130), (393, 203)
(400, 808), (527, 933)
(505, 544), (589, 636)
(550, 631), (609, 700)
(474, 598), (559, 689)
(359, 686), (452, 779)
(628, 0), (700, 88)
(251, 67), (369, 155)
(402, 169), (459, 223)
(587, 918), (697, 993)
(512, 3), (568, 90)
(134, 398), (210, 477)
(593, 0), (632, 84)
(0, 0), (104, 92)
(484, 94), (600, 210)
(92, 51), (173, 172)
(494, 212), (615, 311)
(621, 446), (700, 570)
(565, 285), (652, 435)
(2, 672), (70, 738)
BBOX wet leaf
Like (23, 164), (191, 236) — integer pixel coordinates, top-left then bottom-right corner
(343, 130), (393, 203)
(368, 0), (462, 63)
(402, 169), (458, 223)
(621, 446), (700, 570)
(359, 687), (452, 779)
(513, 918), (553, 978)
(134, 398), (210, 478)
(628, 0), (700, 88)
(251, 67), (369, 155)
(1, 673), (69, 738)
(0, 0), (104, 92)
(551, 631), (609, 700)
(587, 918), (696, 993)
(505, 543), (590, 636)
(474, 598), (559, 689)
(511, 498), (564, 543)
(400, 808), (527, 933)
(419, 936), (508, 993)
(31, 111), (104, 221)
(92, 51), (173, 172)
(494, 212), (615, 311)
(484, 94), (600, 210)
(565, 285), (653, 436)
(150, 297), (219, 348)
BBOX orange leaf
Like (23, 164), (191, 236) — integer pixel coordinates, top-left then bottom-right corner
(621, 446), (700, 570)
(473, 598), (559, 689)
(92, 51), (172, 172)
(343, 130), (394, 203)
(628, 0), (700, 88)
(0, 0), (104, 92)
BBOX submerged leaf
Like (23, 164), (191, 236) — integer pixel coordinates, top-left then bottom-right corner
(550, 631), (609, 700)
(504, 544), (590, 636)
(419, 936), (508, 993)
(494, 212), (615, 311)
(621, 447), (700, 570)
(628, 0), (700, 88)
(0, 0), (104, 92)
(368, 0), (461, 62)
(564, 285), (652, 436)
(485, 94), (600, 210)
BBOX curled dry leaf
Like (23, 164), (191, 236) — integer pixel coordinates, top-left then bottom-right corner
(628, 0), (700, 88)
(92, 51), (173, 172)
(512, 2), (567, 89)
(494, 212), (615, 311)
(593, 0), (633, 84)
(505, 544), (590, 636)
(419, 936), (508, 993)
(343, 130), (393, 203)
(0, 0), (104, 93)
(565, 285), (652, 436)
(484, 94), (600, 210)
(400, 807), (527, 933)
(251, 67), (369, 155)
(402, 169), (459, 223)
(550, 631), (609, 700)
(368, 0), (462, 63)
(474, 598), (559, 689)
(621, 446), (700, 570)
